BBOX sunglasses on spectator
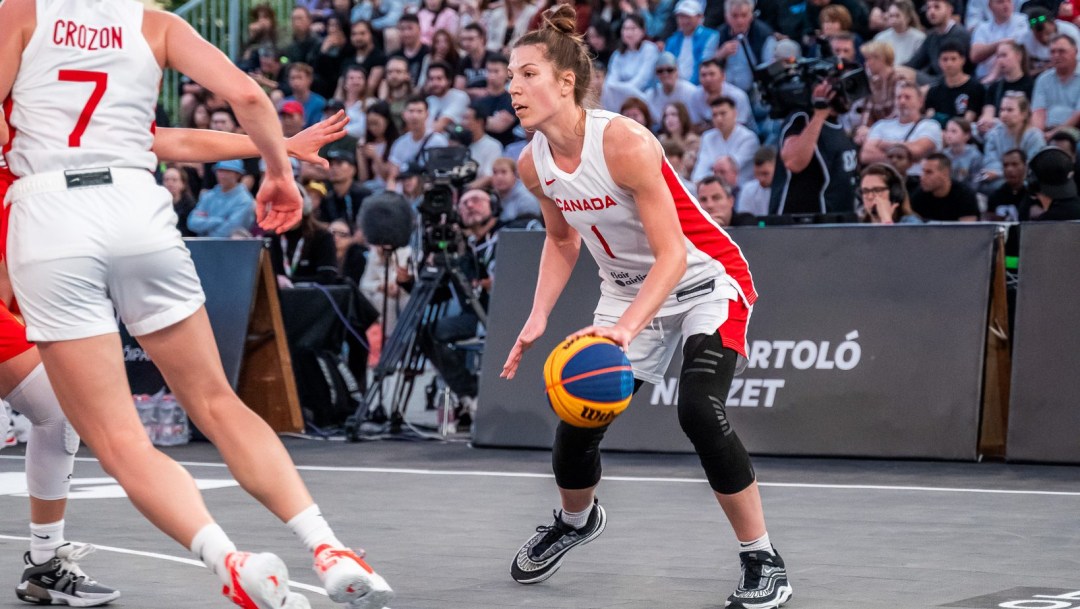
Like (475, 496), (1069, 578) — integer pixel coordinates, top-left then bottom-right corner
(656, 67), (677, 73)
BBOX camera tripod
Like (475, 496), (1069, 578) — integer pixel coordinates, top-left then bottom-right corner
(344, 256), (487, 441)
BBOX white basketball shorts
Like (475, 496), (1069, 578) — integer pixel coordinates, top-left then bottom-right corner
(5, 168), (206, 342)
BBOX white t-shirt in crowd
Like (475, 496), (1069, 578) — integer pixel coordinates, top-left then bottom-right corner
(866, 117), (943, 176)
(691, 124), (759, 183)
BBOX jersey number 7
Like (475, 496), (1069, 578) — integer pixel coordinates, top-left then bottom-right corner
(58, 70), (108, 148)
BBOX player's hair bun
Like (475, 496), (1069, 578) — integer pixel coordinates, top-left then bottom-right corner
(540, 4), (578, 36)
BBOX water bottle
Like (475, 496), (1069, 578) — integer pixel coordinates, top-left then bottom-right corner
(134, 394), (158, 444)
(154, 393), (190, 447)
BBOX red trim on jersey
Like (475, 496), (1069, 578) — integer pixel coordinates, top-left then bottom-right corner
(661, 160), (758, 305)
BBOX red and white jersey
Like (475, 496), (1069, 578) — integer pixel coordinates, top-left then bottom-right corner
(531, 109), (757, 317)
(6, 0), (159, 177)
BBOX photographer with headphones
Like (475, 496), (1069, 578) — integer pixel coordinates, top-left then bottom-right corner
(1028, 146), (1080, 220)
(858, 163), (924, 224)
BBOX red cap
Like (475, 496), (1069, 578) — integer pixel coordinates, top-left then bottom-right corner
(279, 100), (304, 116)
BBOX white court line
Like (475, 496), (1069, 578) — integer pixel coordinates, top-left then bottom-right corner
(2, 455), (1078, 497)
(0, 534), (328, 596)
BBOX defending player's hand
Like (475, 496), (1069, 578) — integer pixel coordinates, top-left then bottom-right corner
(286, 110), (349, 168)
(501, 314), (547, 380)
(256, 173), (303, 233)
(566, 325), (632, 351)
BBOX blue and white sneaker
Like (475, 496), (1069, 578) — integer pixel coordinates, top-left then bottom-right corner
(726, 547), (793, 609)
(510, 499), (607, 584)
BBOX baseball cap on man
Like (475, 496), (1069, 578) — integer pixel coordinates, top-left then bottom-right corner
(213, 159), (245, 174)
(1029, 146), (1078, 199)
(674, 0), (703, 16)
(279, 100), (304, 116)
(655, 52), (678, 70)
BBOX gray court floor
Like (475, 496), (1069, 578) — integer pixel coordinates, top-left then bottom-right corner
(0, 436), (1078, 609)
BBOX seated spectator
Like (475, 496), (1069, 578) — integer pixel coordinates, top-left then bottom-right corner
(827, 32), (860, 65)
(425, 61), (470, 133)
(359, 101), (401, 188)
(1020, 6), (1080, 73)
(807, 0), (871, 40)
(360, 243), (413, 336)
(859, 163), (922, 223)
(873, 0), (925, 66)
(249, 45), (290, 100)
(284, 6), (321, 66)
(270, 196), (338, 287)
(609, 15), (661, 92)
(379, 56), (415, 133)
(811, 8), (862, 60)
(351, 0), (406, 43)
(1032, 34), (1080, 136)
(387, 95), (450, 189)
(688, 58), (753, 131)
(585, 19), (615, 66)
(464, 103), (504, 180)
(696, 175), (756, 226)
(285, 62), (328, 128)
(737, 146), (775, 217)
(417, 28), (461, 89)
(661, 140), (697, 188)
(942, 118), (983, 188)
(620, 97), (655, 130)
(665, 0), (719, 86)
(658, 102), (701, 178)
(335, 66), (369, 141)
(279, 100), (307, 139)
(714, 156), (743, 202)
(977, 41), (1034, 138)
(982, 92), (1045, 185)
(330, 218), (367, 283)
(925, 40), (985, 125)
(855, 40), (905, 145)
(344, 20), (386, 98)
(320, 149), (373, 225)
(645, 52), (698, 130)
(237, 4), (279, 73)
(187, 160), (256, 238)
(163, 164), (197, 237)
(392, 14), (431, 85)
(203, 108), (260, 192)
(987, 148), (1036, 220)
(691, 96), (759, 183)
(905, 0), (971, 84)
(418, 0), (459, 45)
(312, 15), (351, 99)
(1047, 128), (1080, 195)
(863, 81), (943, 177)
(491, 157), (541, 221)
(456, 23), (497, 99)
(591, 60), (646, 114)
(305, 179), (328, 218)
(715, 0), (776, 93)
(476, 54), (520, 147)
(1029, 145), (1080, 219)
(912, 153), (981, 221)
(886, 143), (923, 194)
(183, 102), (212, 130)
(970, 0), (1029, 80)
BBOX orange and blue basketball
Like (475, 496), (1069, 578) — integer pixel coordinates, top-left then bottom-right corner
(544, 335), (635, 428)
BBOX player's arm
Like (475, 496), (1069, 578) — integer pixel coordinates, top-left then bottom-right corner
(601, 117), (687, 342)
(0, 0), (35, 145)
(153, 110), (348, 166)
(500, 146), (581, 380)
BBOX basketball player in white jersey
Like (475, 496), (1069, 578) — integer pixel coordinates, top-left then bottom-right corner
(0, 1), (393, 608)
(499, 6), (792, 608)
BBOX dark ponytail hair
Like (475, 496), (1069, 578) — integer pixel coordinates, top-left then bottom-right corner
(514, 5), (593, 108)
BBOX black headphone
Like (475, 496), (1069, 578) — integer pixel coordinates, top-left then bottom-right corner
(459, 187), (502, 221)
(862, 163), (907, 205)
(1025, 146), (1071, 195)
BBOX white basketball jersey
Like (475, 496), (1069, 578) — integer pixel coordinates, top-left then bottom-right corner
(531, 109), (757, 317)
(7, 0), (160, 177)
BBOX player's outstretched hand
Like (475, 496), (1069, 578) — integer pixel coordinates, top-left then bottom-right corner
(256, 173), (303, 233)
(287, 110), (349, 168)
(566, 325), (632, 351)
(501, 314), (547, 380)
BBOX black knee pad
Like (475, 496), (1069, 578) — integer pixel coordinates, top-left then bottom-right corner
(550, 379), (646, 489)
(677, 333), (756, 495)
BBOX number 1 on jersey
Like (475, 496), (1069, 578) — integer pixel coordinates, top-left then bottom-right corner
(58, 70), (108, 147)
(591, 225), (617, 259)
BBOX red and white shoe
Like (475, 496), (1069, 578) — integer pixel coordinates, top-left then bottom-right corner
(222, 551), (310, 609)
(312, 544), (394, 608)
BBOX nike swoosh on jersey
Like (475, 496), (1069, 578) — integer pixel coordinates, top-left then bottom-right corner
(544, 178), (556, 186)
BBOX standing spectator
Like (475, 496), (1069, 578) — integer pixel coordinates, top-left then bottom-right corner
(163, 165), (198, 237)
(664, 0), (719, 86)
(738, 146), (776, 217)
(188, 160), (256, 238)
(320, 149), (373, 225)
(426, 62), (471, 133)
(393, 14), (431, 85)
(609, 15), (660, 91)
(658, 102), (702, 177)
(312, 15), (351, 98)
(644, 52), (698, 127)
(977, 41), (1034, 137)
(379, 56), (416, 132)
(905, 0), (971, 84)
(418, 0), (460, 45)
(925, 40), (986, 125)
(285, 6), (322, 66)
(457, 23), (497, 98)
(345, 20), (386, 98)
(942, 118), (983, 187)
(465, 103), (504, 178)
(716, 0), (777, 93)
(987, 148), (1035, 220)
(1032, 34), (1080, 136)
(691, 97), (759, 183)
(359, 101), (401, 187)
(1020, 6), (1080, 74)
(688, 59), (753, 129)
(285, 63), (328, 128)
(1028, 146), (1080, 219)
(873, 0), (925, 66)
(863, 81), (943, 176)
(476, 54), (520, 146)
(970, 0), (1029, 79)
(912, 153), (981, 221)
(491, 157), (541, 221)
(982, 92), (1045, 183)
(388, 96), (450, 188)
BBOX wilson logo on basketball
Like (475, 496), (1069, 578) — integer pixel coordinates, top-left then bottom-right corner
(554, 196), (618, 213)
(578, 405), (616, 424)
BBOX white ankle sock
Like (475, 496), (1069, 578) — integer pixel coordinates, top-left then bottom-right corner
(191, 523), (237, 585)
(739, 532), (772, 554)
(287, 504), (343, 553)
(29, 520), (65, 565)
(558, 506), (591, 530)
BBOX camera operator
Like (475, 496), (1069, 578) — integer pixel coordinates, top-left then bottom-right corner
(770, 81), (860, 214)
